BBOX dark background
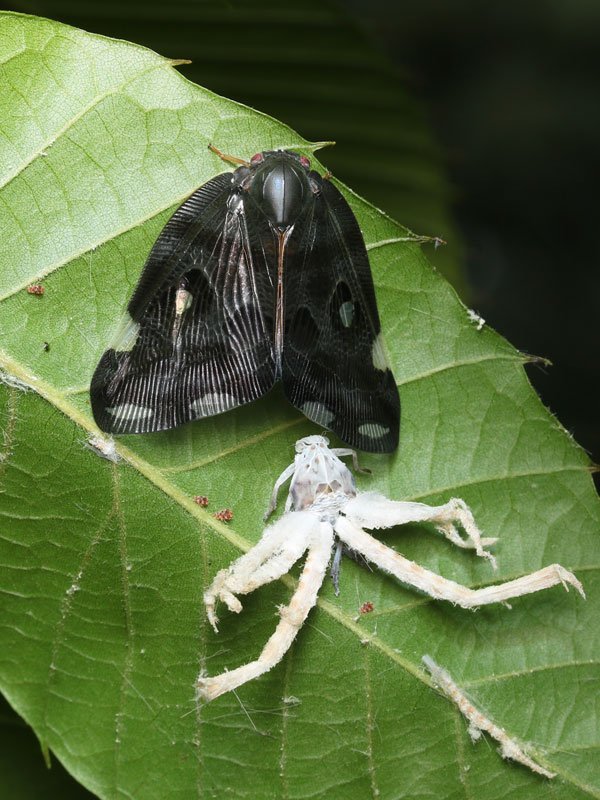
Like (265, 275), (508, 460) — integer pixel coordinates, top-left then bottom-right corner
(347, 0), (600, 468)
(5, 0), (599, 467)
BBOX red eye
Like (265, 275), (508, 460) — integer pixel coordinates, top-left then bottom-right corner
(299, 155), (310, 169)
(250, 153), (264, 165)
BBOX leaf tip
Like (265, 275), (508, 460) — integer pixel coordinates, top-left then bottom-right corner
(523, 353), (553, 368)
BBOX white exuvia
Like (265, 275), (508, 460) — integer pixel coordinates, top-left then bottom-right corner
(197, 435), (584, 707)
(423, 656), (556, 778)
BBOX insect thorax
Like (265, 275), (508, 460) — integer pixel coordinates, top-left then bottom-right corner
(235, 151), (317, 230)
(288, 436), (356, 519)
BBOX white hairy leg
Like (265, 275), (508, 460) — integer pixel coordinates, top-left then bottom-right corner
(264, 462), (297, 519)
(198, 520), (335, 702)
(343, 493), (498, 567)
(422, 656), (555, 778)
(204, 512), (319, 631)
(334, 517), (584, 607)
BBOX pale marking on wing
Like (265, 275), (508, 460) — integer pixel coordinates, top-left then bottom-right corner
(175, 287), (193, 317)
(63, 340), (526, 399)
(106, 404), (154, 422)
(371, 334), (389, 371)
(111, 314), (141, 353)
(358, 422), (390, 439)
(172, 287), (193, 343)
(301, 401), (335, 428)
(190, 393), (237, 416)
(339, 300), (355, 328)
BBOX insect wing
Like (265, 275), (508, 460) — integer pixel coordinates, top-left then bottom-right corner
(90, 173), (277, 433)
(282, 175), (399, 453)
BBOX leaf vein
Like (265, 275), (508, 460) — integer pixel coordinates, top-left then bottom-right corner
(464, 660), (600, 687)
(362, 648), (379, 799)
(451, 708), (473, 800)
(0, 60), (171, 193)
(112, 466), (135, 796)
(41, 504), (115, 744)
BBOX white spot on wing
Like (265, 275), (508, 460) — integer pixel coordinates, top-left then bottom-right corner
(112, 314), (141, 353)
(301, 402), (335, 427)
(358, 422), (390, 439)
(371, 334), (390, 371)
(190, 393), (237, 416)
(175, 288), (193, 317)
(106, 404), (154, 422)
(339, 301), (354, 328)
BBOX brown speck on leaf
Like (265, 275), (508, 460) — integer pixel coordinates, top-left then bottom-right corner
(213, 508), (233, 522)
(359, 601), (374, 614)
(194, 495), (209, 507)
(27, 284), (45, 295)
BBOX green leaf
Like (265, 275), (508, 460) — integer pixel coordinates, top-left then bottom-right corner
(0, 12), (597, 800)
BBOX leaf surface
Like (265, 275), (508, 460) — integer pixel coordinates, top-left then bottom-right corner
(0, 13), (598, 800)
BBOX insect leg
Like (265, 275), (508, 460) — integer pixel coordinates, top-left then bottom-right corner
(422, 656), (556, 779)
(264, 462), (296, 520)
(334, 517), (584, 608)
(343, 493), (497, 566)
(330, 540), (344, 595)
(198, 521), (334, 702)
(208, 143), (250, 166)
(204, 511), (318, 631)
(330, 448), (370, 474)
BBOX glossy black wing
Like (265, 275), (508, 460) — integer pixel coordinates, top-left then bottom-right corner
(90, 173), (277, 433)
(282, 176), (400, 452)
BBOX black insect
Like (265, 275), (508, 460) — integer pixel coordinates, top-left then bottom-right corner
(90, 149), (400, 452)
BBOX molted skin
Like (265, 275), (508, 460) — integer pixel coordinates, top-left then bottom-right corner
(289, 435), (356, 515)
(199, 435), (584, 706)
